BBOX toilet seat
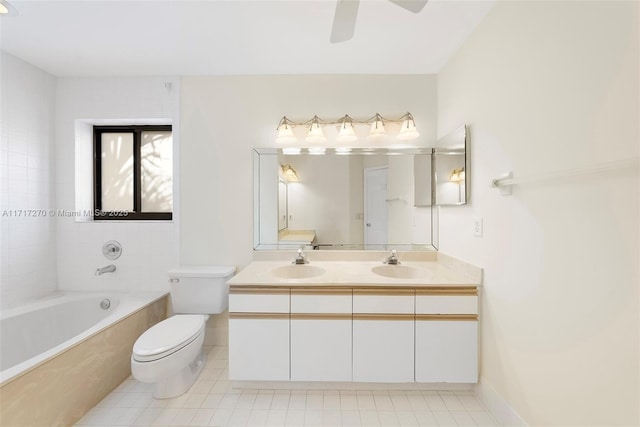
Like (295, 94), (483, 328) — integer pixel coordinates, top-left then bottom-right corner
(133, 315), (206, 362)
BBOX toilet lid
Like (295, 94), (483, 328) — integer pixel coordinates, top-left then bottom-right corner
(133, 315), (205, 362)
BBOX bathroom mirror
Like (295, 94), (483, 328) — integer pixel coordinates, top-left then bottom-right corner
(434, 124), (467, 205)
(254, 148), (437, 251)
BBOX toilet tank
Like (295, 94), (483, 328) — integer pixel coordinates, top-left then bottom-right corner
(168, 266), (236, 314)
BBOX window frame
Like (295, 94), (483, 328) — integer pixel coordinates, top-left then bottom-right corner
(93, 125), (173, 221)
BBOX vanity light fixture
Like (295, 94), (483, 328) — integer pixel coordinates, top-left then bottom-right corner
(336, 115), (357, 143)
(305, 116), (327, 143)
(335, 147), (352, 154)
(276, 116), (297, 144)
(281, 164), (299, 182)
(367, 113), (387, 141)
(274, 112), (420, 146)
(397, 112), (420, 141)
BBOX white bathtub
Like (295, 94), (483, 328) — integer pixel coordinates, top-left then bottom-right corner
(0, 291), (167, 384)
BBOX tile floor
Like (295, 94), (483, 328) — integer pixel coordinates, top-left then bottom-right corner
(75, 346), (499, 427)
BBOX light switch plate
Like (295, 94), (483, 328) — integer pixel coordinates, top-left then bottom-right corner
(473, 217), (483, 237)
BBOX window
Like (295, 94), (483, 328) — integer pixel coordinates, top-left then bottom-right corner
(94, 125), (173, 220)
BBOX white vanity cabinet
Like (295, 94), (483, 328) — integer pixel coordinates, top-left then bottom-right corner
(415, 288), (478, 383)
(228, 283), (479, 384)
(228, 287), (290, 381)
(290, 288), (352, 381)
(352, 289), (415, 382)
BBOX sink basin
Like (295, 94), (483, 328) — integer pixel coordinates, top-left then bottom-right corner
(270, 265), (326, 279)
(371, 265), (431, 280)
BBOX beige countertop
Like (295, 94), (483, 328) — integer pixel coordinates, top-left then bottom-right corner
(227, 259), (480, 288)
(278, 229), (316, 243)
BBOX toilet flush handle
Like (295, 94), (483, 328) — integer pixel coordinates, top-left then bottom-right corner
(169, 278), (180, 284)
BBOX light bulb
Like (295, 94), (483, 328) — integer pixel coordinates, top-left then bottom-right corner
(335, 147), (352, 154)
(308, 147), (326, 155)
(282, 147), (301, 155)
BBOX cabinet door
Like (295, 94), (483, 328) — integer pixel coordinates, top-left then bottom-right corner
(290, 317), (352, 381)
(229, 316), (290, 381)
(290, 288), (352, 382)
(228, 288), (290, 381)
(415, 318), (478, 383)
(353, 317), (414, 382)
(352, 291), (415, 382)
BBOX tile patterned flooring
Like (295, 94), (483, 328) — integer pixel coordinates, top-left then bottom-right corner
(75, 346), (499, 427)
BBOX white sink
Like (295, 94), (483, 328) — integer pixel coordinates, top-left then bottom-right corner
(371, 265), (431, 280)
(270, 265), (326, 279)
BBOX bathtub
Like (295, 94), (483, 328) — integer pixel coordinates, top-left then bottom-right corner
(0, 291), (168, 426)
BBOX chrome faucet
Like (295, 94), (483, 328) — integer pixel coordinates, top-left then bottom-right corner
(95, 264), (116, 276)
(293, 248), (308, 265)
(383, 249), (400, 265)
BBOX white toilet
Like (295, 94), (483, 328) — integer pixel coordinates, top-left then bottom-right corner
(131, 266), (235, 398)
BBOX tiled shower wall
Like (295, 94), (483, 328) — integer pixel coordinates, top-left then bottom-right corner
(55, 76), (180, 293)
(1, 53), (180, 305)
(0, 52), (57, 308)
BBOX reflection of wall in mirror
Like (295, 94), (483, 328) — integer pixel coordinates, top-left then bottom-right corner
(259, 155), (279, 244)
(387, 156), (432, 245)
(283, 155), (352, 245)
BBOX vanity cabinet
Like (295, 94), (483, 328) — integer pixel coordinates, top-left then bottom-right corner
(352, 289), (415, 382)
(229, 284), (479, 384)
(228, 287), (290, 381)
(290, 288), (352, 381)
(415, 288), (478, 383)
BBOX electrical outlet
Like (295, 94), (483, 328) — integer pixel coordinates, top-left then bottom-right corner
(473, 217), (483, 237)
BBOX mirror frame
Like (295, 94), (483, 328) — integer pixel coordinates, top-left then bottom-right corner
(253, 147), (438, 251)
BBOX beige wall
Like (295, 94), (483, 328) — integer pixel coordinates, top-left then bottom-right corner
(179, 75), (437, 267)
(437, 1), (639, 425)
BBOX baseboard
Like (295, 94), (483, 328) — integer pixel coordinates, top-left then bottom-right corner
(475, 381), (528, 426)
(232, 381), (474, 392)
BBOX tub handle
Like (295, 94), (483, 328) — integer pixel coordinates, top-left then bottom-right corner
(102, 241), (122, 260)
(169, 278), (180, 284)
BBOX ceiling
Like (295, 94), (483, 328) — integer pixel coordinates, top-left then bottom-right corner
(0, 0), (495, 77)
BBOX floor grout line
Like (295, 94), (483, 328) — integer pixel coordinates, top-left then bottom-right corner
(74, 345), (500, 426)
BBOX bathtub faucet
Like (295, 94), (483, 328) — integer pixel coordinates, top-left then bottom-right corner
(95, 264), (116, 276)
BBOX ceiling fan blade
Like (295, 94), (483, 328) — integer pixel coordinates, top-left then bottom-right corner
(330, 0), (360, 43)
(387, 0), (428, 14)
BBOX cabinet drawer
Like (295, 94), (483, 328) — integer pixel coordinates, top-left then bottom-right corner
(291, 288), (351, 313)
(416, 295), (477, 315)
(353, 292), (414, 314)
(229, 288), (290, 313)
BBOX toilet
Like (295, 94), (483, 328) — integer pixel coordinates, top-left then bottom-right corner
(131, 266), (235, 399)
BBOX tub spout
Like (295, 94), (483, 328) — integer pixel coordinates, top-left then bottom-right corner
(95, 264), (116, 276)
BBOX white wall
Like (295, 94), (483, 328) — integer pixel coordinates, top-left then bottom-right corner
(286, 155), (352, 245)
(437, 1), (639, 425)
(55, 77), (180, 292)
(180, 75), (437, 266)
(0, 53), (57, 308)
